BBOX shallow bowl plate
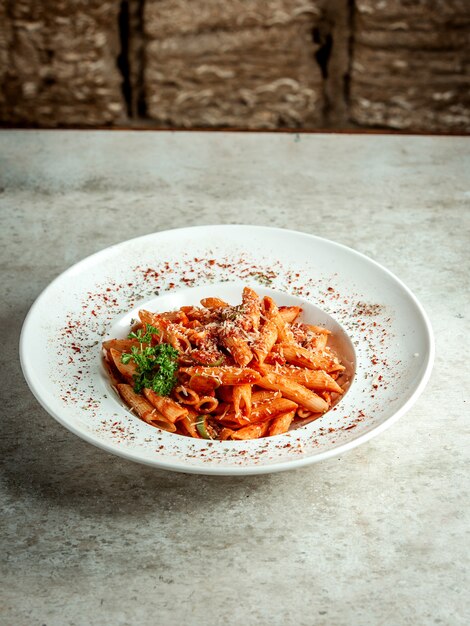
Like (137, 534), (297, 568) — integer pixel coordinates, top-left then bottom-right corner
(20, 226), (434, 475)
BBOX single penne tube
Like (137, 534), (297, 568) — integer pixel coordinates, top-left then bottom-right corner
(160, 310), (189, 324)
(225, 397), (298, 426)
(174, 386), (200, 406)
(233, 384), (252, 421)
(143, 388), (188, 423)
(200, 297), (229, 309)
(195, 396), (219, 413)
(109, 347), (137, 381)
(263, 296), (296, 343)
(268, 410), (296, 436)
(179, 408), (201, 438)
(219, 332), (253, 367)
(305, 324), (331, 335)
(117, 383), (154, 419)
(230, 421), (270, 440)
(179, 366), (261, 385)
(102, 354), (122, 387)
(102, 338), (141, 352)
(259, 364), (343, 393)
(242, 286), (261, 331)
(249, 397), (297, 424)
(117, 384), (176, 432)
(251, 389), (281, 404)
(188, 373), (220, 395)
(278, 306), (302, 322)
(256, 372), (329, 413)
(278, 343), (344, 372)
(252, 319), (278, 364)
(146, 415), (177, 432)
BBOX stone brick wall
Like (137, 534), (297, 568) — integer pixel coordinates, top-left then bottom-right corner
(0, 1), (125, 126)
(0, 0), (469, 131)
(142, 1), (325, 128)
(350, 0), (470, 131)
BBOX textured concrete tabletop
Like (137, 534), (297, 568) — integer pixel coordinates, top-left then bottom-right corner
(1, 131), (469, 626)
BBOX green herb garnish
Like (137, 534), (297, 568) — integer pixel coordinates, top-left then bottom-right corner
(127, 324), (159, 344)
(121, 324), (178, 396)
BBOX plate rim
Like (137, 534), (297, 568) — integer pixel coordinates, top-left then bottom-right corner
(19, 225), (435, 475)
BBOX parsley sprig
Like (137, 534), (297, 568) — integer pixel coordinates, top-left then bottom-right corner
(121, 324), (179, 396)
(127, 324), (159, 344)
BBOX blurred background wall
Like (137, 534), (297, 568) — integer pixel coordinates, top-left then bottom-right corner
(1, 0), (469, 131)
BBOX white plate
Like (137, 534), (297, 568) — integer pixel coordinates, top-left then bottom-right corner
(20, 226), (434, 475)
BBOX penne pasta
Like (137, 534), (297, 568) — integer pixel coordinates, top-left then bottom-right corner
(278, 306), (302, 323)
(233, 384), (252, 422)
(174, 386), (200, 406)
(117, 384), (176, 432)
(251, 389), (281, 404)
(278, 342), (344, 372)
(242, 287), (261, 331)
(256, 372), (329, 413)
(225, 397), (298, 426)
(138, 309), (166, 332)
(102, 354), (122, 388)
(105, 287), (347, 441)
(143, 388), (188, 423)
(269, 410), (296, 436)
(179, 408), (201, 438)
(230, 421), (270, 440)
(179, 366), (261, 386)
(259, 364), (343, 393)
(200, 297), (229, 309)
(109, 347), (137, 381)
(252, 319), (278, 364)
(188, 373), (220, 395)
(195, 396), (219, 413)
(263, 296), (296, 344)
(305, 324), (331, 335)
(306, 333), (329, 351)
(219, 330), (253, 367)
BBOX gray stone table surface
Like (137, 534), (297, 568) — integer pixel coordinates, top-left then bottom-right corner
(0, 130), (469, 626)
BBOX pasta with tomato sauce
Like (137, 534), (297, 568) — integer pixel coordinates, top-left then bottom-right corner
(102, 287), (346, 440)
